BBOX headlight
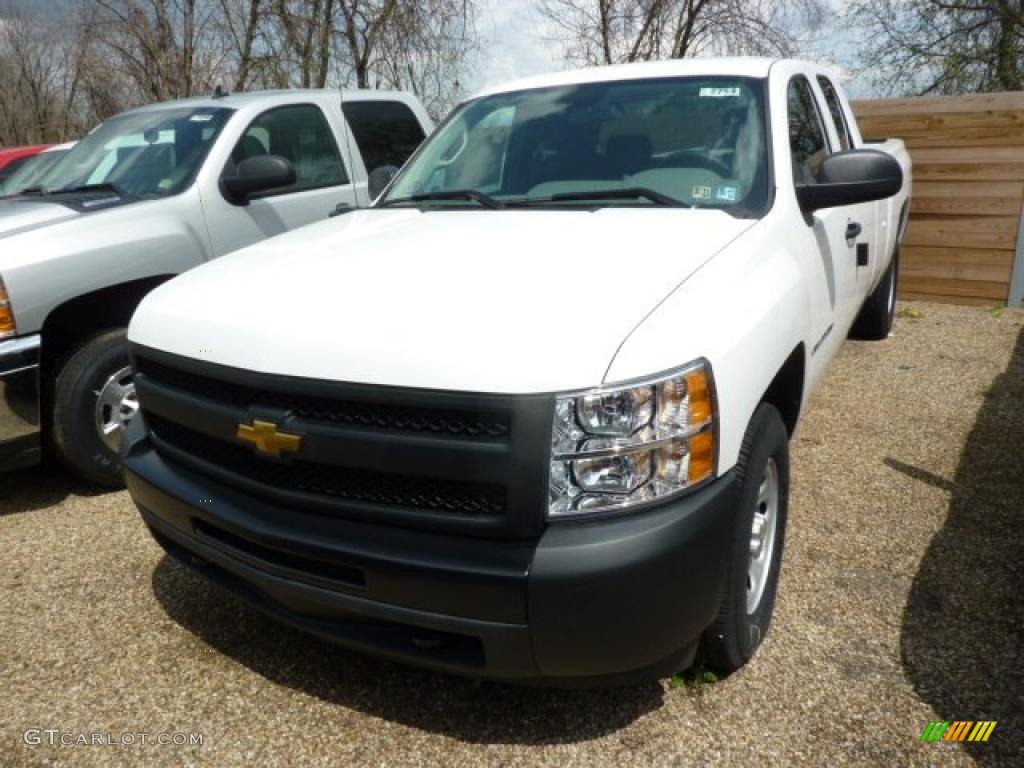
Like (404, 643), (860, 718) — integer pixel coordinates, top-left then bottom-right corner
(549, 361), (716, 517)
(0, 277), (16, 337)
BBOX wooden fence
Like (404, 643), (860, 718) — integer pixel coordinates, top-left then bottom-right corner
(852, 92), (1024, 306)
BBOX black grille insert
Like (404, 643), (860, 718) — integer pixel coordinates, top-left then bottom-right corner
(146, 414), (507, 517)
(135, 356), (510, 440)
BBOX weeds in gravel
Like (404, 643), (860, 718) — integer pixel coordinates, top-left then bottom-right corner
(669, 665), (719, 691)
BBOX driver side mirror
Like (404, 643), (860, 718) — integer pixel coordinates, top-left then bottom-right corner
(221, 154), (296, 205)
(796, 149), (902, 213)
(368, 164), (400, 201)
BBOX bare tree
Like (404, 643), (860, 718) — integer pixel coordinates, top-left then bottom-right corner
(847, 0), (1024, 95)
(0, 1), (97, 144)
(87, 0), (228, 101)
(251, 0), (477, 116)
(256, 0), (336, 87)
(0, 0), (478, 145)
(373, 0), (480, 118)
(538, 0), (825, 66)
(216, 0), (264, 90)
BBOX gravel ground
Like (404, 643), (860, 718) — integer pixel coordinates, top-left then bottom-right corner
(1, 301), (1022, 768)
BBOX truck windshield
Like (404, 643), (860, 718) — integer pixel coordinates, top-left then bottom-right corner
(0, 147), (71, 197)
(382, 76), (769, 213)
(27, 107), (233, 198)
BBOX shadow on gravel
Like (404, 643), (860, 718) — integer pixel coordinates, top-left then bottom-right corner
(152, 556), (663, 744)
(899, 324), (1023, 765)
(0, 460), (106, 515)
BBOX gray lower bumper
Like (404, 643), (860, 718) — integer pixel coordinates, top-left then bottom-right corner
(0, 334), (41, 470)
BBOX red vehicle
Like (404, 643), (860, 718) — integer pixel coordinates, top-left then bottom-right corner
(0, 145), (51, 185)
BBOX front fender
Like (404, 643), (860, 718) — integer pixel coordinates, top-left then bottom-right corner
(1, 195), (209, 333)
(604, 232), (809, 474)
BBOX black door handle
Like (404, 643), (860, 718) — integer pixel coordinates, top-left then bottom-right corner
(329, 202), (353, 218)
(845, 221), (862, 240)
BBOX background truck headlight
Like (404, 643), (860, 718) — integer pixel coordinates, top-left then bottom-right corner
(549, 361), (717, 517)
(0, 277), (16, 337)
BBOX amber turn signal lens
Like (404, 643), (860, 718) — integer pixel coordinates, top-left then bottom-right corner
(688, 429), (714, 483)
(0, 282), (15, 335)
(686, 369), (712, 424)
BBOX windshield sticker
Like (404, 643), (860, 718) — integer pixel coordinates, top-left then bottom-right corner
(699, 87), (741, 98)
(715, 186), (738, 202)
(190, 114), (215, 122)
(692, 185), (713, 200)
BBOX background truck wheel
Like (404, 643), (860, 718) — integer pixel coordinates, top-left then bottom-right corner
(701, 403), (789, 675)
(52, 328), (137, 488)
(850, 248), (899, 341)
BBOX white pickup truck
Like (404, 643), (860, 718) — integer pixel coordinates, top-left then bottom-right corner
(123, 58), (910, 684)
(0, 88), (431, 484)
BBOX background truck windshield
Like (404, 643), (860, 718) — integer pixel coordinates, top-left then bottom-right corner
(30, 107), (233, 197)
(384, 76), (769, 211)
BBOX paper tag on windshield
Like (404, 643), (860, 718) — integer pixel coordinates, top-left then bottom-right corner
(700, 87), (740, 98)
(190, 114), (215, 122)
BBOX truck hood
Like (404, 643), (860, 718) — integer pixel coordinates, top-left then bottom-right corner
(130, 208), (755, 393)
(0, 199), (81, 241)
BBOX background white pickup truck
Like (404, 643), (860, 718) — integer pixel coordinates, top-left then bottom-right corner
(0, 88), (432, 484)
(124, 58), (911, 684)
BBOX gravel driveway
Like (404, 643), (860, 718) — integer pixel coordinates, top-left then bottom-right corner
(2, 302), (1021, 768)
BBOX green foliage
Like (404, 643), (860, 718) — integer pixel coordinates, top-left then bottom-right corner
(669, 664), (720, 690)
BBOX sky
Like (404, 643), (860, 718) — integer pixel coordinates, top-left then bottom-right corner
(465, 0), (875, 98)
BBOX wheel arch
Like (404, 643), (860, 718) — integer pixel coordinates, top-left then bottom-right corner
(39, 275), (176, 388)
(759, 343), (806, 437)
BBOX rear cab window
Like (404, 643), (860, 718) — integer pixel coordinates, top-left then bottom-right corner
(341, 100), (426, 174)
(816, 76), (853, 151)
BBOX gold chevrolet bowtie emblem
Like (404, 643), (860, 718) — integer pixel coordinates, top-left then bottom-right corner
(236, 419), (303, 457)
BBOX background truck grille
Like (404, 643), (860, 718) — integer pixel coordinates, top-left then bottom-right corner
(130, 347), (553, 538)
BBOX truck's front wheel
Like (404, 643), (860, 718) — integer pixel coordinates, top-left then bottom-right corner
(52, 329), (136, 488)
(701, 403), (790, 675)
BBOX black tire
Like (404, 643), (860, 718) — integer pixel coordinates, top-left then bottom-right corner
(701, 403), (789, 675)
(850, 248), (899, 341)
(52, 328), (135, 488)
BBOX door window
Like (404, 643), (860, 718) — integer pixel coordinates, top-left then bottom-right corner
(787, 77), (828, 185)
(342, 100), (425, 173)
(816, 76), (852, 151)
(228, 104), (348, 195)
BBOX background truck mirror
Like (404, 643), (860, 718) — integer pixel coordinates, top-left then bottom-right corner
(221, 154), (296, 205)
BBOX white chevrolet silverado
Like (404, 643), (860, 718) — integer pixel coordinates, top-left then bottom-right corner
(123, 58), (911, 684)
(0, 88), (431, 484)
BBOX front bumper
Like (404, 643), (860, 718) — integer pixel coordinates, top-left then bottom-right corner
(124, 417), (740, 684)
(0, 334), (41, 471)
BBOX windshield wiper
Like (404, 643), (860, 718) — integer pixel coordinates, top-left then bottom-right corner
(378, 189), (506, 209)
(512, 187), (691, 208)
(52, 182), (125, 196)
